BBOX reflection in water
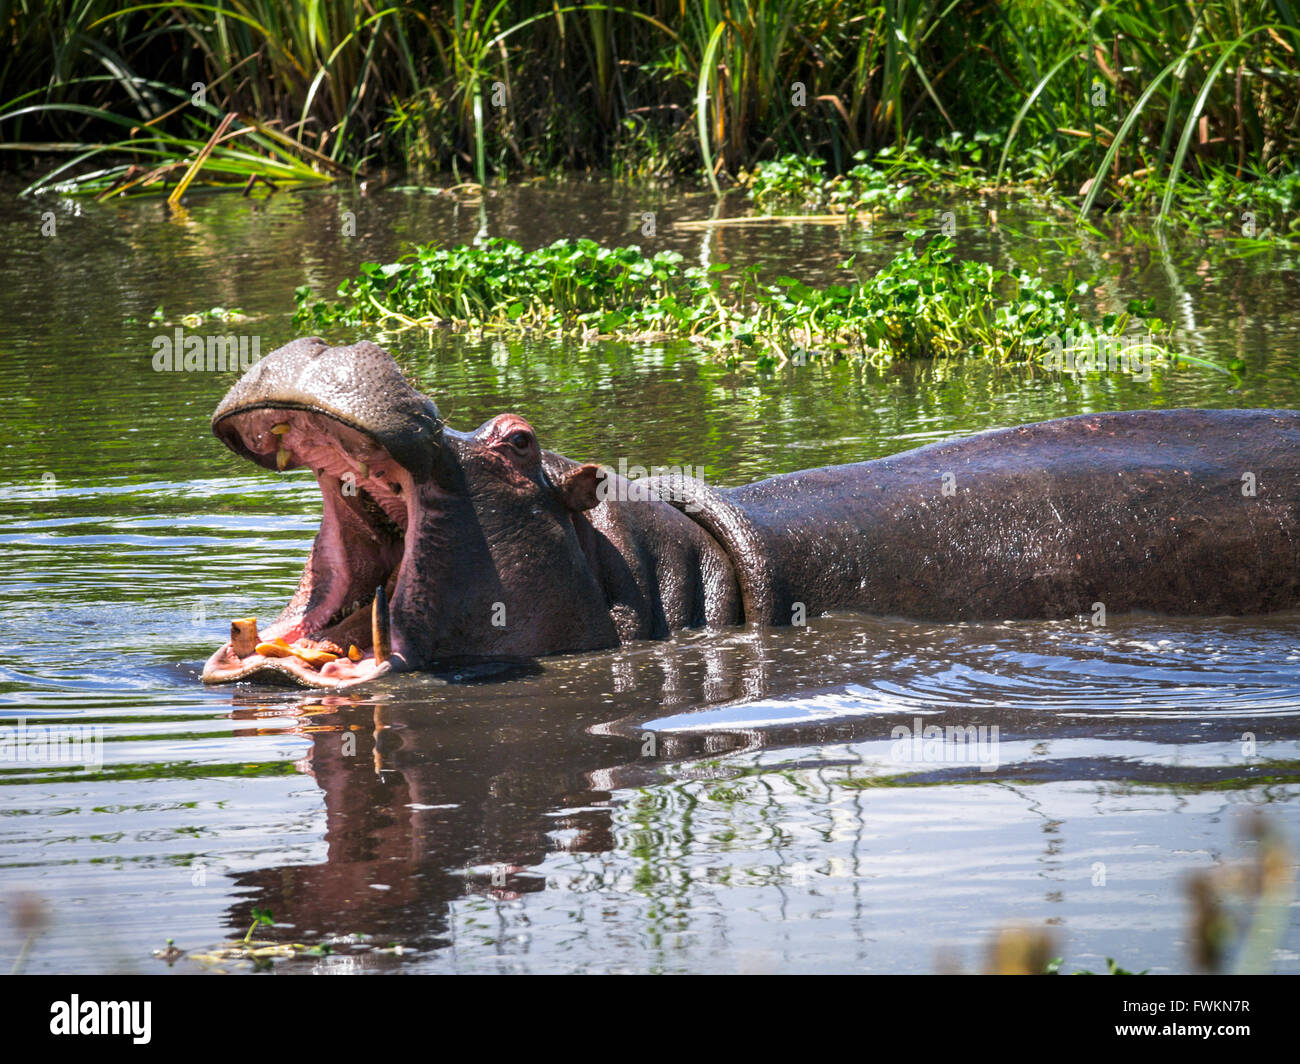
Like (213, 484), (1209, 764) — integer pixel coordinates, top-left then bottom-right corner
(202, 614), (1300, 973)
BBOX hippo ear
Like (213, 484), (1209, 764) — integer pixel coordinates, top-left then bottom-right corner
(558, 463), (604, 512)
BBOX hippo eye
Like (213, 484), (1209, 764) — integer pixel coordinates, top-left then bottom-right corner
(506, 430), (533, 450)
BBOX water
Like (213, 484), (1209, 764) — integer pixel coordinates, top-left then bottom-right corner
(1, 176), (1298, 974)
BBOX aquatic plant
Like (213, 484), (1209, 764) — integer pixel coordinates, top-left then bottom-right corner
(745, 154), (832, 209)
(243, 906), (275, 944)
(295, 234), (1194, 372)
(744, 144), (982, 212)
(295, 237), (695, 334)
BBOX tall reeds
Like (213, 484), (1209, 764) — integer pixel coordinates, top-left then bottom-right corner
(1, 1), (1295, 202)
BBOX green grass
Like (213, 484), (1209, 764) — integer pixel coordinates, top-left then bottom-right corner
(995, 2), (1300, 221)
(1, 83), (341, 198)
(3, 2), (1295, 212)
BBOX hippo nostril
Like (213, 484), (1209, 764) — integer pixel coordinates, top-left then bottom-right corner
(390, 482), (401, 494)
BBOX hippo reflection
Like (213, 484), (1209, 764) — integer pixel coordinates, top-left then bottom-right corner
(202, 337), (1300, 689)
(222, 645), (767, 951)
(219, 628), (1295, 961)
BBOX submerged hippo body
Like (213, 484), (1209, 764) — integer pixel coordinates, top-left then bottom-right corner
(202, 338), (1300, 689)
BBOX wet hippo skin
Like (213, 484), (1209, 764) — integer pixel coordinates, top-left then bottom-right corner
(200, 338), (1300, 689)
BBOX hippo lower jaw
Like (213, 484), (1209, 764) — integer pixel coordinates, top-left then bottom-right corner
(201, 403), (420, 690)
(201, 647), (394, 690)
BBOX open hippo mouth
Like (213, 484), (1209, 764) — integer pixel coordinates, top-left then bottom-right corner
(201, 338), (442, 690)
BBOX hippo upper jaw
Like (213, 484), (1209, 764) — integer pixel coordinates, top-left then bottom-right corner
(211, 337), (443, 483)
(202, 401), (428, 690)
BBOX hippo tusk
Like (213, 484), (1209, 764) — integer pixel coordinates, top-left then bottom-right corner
(372, 585), (391, 664)
(230, 617), (259, 657)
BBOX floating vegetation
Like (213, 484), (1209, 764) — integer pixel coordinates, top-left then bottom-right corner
(295, 233), (1211, 373)
(745, 143), (993, 214)
(153, 910), (412, 973)
(123, 305), (254, 327)
(745, 147), (1300, 249)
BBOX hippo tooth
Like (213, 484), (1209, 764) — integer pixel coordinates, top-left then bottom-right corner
(271, 423), (291, 435)
(230, 617), (259, 657)
(357, 462), (369, 480)
(276, 446), (291, 470)
(372, 585), (391, 665)
(348, 644), (362, 662)
(287, 645), (339, 667)
(256, 639), (293, 658)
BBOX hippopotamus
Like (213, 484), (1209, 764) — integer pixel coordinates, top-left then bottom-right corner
(201, 337), (1300, 689)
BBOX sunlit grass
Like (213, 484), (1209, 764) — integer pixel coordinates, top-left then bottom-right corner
(1, 2), (1295, 205)
(1, 82), (341, 198)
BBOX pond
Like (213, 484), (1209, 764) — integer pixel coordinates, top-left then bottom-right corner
(2, 176), (1299, 973)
